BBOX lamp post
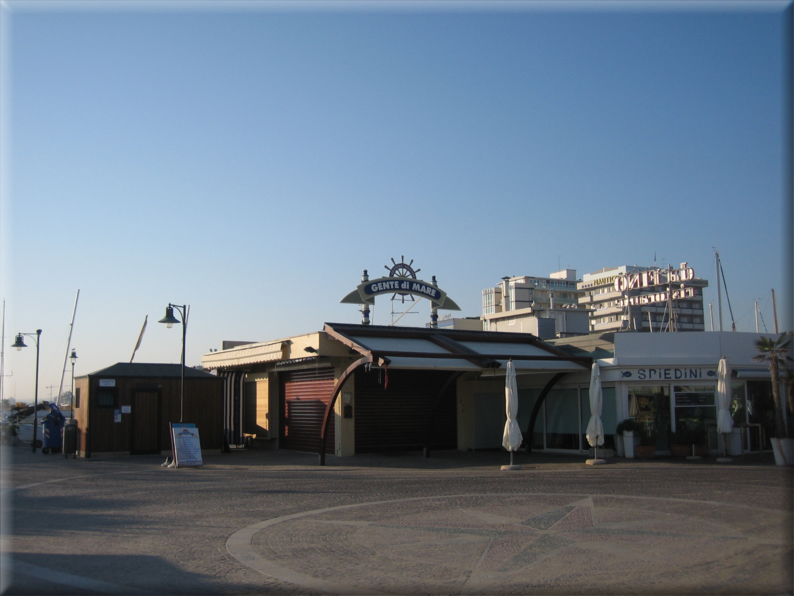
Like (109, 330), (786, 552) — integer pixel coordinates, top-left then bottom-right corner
(159, 304), (187, 422)
(12, 329), (42, 453)
(70, 349), (77, 420)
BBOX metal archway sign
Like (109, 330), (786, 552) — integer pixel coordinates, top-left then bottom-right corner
(340, 276), (461, 311)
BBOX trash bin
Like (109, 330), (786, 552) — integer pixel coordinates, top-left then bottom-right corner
(41, 407), (65, 454)
(63, 419), (78, 459)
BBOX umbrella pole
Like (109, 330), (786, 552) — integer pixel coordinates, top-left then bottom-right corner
(717, 432), (733, 463)
(510, 450), (514, 466)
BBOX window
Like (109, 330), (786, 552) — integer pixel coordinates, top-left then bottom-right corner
(75, 387), (81, 408)
(674, 385), (716, 448)
(628, 386), (671, 450)
(96, 390), (116, 409)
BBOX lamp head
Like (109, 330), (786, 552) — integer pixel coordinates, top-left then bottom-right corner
(70, 349), (78, 364)
(11, 334), (26, 350)
(159, 305), (180, 328)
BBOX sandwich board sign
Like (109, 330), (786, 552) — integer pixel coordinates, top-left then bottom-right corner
(170, 423), (203, 468)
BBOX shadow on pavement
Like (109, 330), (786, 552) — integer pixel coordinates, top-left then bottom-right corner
(3, 553), (252, 595)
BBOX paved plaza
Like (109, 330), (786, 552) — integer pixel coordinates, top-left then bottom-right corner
(1, 445), (792, 595)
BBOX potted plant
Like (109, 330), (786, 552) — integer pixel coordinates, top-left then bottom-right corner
(634, 430), (657, 459)
(616, 419), (642, 458)
(753, 334), (793, 466)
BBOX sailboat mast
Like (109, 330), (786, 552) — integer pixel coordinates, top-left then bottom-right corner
(56, 290), (80, 403)
(0, 299), (5, 405)
(715, 251), (724, 332)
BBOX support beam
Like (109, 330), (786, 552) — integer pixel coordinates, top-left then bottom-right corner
(318, 355), (372, 466)
(525, 373), (567, 454)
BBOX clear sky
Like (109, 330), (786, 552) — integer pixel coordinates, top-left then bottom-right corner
(1, 1), (791, 404)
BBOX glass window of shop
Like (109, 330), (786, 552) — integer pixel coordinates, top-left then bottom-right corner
(627, 386), (671, 451)
(673, 385), (717, 451)
(545, 388), (580, 450)
(729, 382), (747, 425)
(518, 386), (617, 452)
(746, 380), (776, 451)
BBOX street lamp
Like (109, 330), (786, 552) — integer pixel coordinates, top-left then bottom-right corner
(11, 329), (42, 453)
(70, 349), (78, 420)
(159, 304), (187, 422)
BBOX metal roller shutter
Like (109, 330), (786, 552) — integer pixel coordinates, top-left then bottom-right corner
(354, 368), (457, 453)
(280, 368), (335, 453)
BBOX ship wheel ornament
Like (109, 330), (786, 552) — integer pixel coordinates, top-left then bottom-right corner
(385, 256), (420, 303)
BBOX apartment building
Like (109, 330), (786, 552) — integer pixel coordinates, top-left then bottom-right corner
(578, 263), (709, 333)
(481, 270), (590, 337)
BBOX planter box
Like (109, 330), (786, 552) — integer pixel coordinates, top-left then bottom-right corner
(723, 428), (743, 456)
(634, 445), (656, 459)
(670, 444), (689, 457)
(623, 431), (640, 459)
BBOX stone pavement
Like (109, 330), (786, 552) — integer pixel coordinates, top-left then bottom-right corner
(1, 444), (792, 595)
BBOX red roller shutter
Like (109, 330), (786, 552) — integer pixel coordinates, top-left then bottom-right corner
(280, 368), (335, 453)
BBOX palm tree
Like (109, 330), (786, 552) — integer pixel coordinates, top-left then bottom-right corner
(753, 334), (792, 439)
(784, 367), (794, 437)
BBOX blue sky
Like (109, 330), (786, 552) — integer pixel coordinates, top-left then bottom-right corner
(1, 1), (790, 403)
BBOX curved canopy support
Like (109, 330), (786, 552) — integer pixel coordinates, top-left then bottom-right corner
(525, 372), (568, 454)
(319, 354), (373, 466)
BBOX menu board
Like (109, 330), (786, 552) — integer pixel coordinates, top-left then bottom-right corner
(170, 423), (203, 468)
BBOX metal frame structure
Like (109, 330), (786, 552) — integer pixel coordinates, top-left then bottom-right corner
(317, 323), (591, 465)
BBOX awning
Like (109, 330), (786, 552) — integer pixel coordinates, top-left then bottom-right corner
(201, 340), (289, 370)
(323, 323), (590, 373)
(733, 368), (772, 380)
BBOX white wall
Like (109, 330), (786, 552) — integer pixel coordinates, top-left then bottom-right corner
(613, 332), (777, 367)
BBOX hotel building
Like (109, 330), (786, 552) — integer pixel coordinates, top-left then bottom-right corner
(578, 263), (709, 333)
(481, 270), (590, 337)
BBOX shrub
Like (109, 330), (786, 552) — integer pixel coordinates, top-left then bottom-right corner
(616, 419), (642, 434)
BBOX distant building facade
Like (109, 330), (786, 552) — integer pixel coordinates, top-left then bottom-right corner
(481, 270), (590, 338)
(578, 263), (709, 333)
(482, 263), (709, 337)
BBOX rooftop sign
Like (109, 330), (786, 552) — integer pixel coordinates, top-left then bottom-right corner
(341, 276), (461, 310)
(614, 263), (695, 293)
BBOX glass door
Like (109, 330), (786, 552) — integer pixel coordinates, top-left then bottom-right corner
(627, 386), (671, 451)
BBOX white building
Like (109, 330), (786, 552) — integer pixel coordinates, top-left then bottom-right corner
(534, 331), (776, 456)
(481, 270), (590, 338)
(578, 263), (709, 333)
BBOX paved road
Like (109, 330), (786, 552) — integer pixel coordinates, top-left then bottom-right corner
(1, 445), (792, 595)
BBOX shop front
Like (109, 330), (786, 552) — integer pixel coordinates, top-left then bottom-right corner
(550, 332), (777, 456)
(201, 323), (591, 463)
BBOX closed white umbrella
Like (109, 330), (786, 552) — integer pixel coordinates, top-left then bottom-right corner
(629, 394), (639, 417)
(586, 362), (605, 465)
(716, 356), (733, 462)
(501, 360), (523, 470)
